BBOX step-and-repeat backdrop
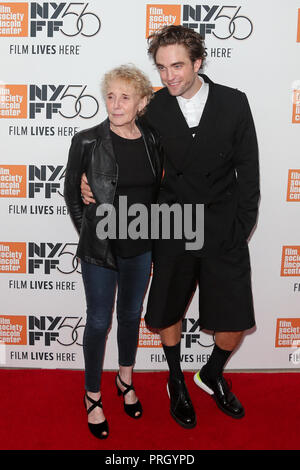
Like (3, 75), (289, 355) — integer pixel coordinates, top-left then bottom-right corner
(1, 0), (300, 371)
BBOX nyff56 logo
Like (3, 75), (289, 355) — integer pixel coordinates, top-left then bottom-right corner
(28, 242), (80, 274)
(0, 2), (101, 37)
(28, 164), (65, 198)
(29, 316), (84, 346)
(0, 84), (99, 119)
(0, 165), (65, 198)
(146, 4), (253, 40)
(0, 242), (80, 274)
(29, 84), (99, 119)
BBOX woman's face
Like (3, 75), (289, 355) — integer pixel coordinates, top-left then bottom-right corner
(105, 79), (146, 128)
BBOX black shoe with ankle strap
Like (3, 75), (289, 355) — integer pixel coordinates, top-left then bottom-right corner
(84, 393), (109, 439)
(115, 373), (143, 419)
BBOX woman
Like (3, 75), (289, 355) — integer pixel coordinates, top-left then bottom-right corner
(64, 65), (163, 439)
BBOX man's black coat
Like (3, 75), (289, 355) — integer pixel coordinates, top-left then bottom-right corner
(143, 74), (260, 256)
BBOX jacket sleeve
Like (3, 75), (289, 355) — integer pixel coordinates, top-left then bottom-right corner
(64, 133), (87, 234)
(234, 92), (260, 240)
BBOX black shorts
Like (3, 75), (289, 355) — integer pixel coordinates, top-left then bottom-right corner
(144, 244), (255, 332)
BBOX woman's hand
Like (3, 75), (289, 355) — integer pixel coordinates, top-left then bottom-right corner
(81, 173), (96, 204)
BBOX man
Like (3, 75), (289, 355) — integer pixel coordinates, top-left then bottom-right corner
(81, 25), (259, 429)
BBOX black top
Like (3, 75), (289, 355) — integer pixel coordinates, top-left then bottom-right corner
(110, 130), (155, 257)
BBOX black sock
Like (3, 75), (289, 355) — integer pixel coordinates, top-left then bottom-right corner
(162, 341), (184, 381)
(201, 344), (232, 381)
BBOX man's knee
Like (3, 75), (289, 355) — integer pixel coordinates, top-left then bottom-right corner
(159, 320), (182, 346)
(215, 331), (244, 350)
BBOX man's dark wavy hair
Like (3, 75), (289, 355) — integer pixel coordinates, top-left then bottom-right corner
(147, 25), (206, 67)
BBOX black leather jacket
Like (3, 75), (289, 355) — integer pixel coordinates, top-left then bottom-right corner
(64, 118), (163, 270)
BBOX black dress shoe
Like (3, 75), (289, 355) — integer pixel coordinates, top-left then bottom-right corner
(194, 370), (245, 419)
(167, 377), (196, 429)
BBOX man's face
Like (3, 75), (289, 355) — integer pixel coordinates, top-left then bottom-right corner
(155, 44), (202, 99)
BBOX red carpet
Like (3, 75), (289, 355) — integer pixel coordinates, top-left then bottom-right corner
(0, 369), (299, 450)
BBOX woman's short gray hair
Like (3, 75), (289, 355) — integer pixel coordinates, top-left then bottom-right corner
(101, 64), (153, 115)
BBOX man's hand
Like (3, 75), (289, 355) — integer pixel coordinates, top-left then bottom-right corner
(81, 173), (96, 205)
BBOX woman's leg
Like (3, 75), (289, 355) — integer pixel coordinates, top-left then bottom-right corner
(81, 260), (117, 425)
(115, 251), (152, 407)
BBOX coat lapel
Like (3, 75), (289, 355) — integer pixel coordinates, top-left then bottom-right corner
(156, 91), (193, 172)
(180, 75), (220, 172)
(91, 118), (118, 176)
(162, 90), (191, 137)
(159, 75), (221, 173)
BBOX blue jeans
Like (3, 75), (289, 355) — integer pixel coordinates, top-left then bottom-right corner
(81, 251), (152, 392)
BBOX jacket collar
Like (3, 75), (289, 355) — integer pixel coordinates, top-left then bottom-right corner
(157, 74), (220, 172)
(96, 117), (156, 177)
(91, 118), (117, 175)
(156, 74), (216, 137)
(98, 117), (111, 140)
